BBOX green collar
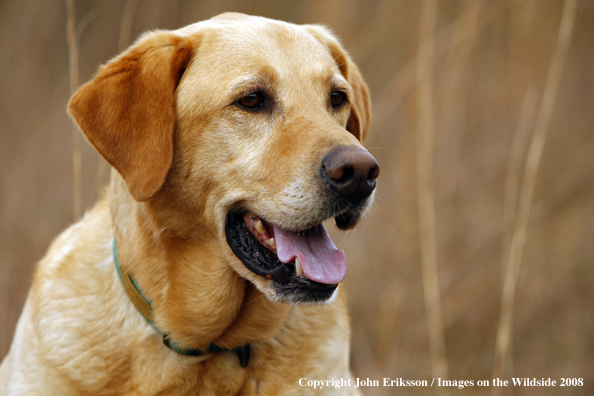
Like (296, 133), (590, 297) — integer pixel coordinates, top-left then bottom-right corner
(112, 240), (250, 367)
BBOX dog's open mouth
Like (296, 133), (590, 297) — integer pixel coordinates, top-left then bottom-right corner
(225, 211), (347, 302)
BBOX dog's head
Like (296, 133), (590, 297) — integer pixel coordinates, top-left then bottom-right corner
(69, 13), (378, 305)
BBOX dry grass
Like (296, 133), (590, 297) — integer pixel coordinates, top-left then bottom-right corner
(66, 0), (81, 220)
(1, 1), (593, 395)
(491, 1), (578, 391)
(416, 0), (449, 390)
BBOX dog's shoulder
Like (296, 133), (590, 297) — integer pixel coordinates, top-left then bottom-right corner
(10, 199), (149, 394)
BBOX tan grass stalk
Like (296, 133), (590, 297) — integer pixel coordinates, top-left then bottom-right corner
(495, 88), (538, 387)
(119, 0), (137, 52)
(440, 0), (483, 119)
(95, 0), (137, 191)
(438, 0), (483, 227)
(416, 0), (449, 390)
(66, 0), (81, 220)
(502, 90), (538, 265)
(491, 0), (577, 392)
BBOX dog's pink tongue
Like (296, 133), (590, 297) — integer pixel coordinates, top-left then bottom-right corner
(273, 224), (346, 284)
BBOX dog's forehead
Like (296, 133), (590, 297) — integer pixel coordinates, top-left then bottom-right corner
(178, 15), (339, 79)
(179, 13), (316, 46)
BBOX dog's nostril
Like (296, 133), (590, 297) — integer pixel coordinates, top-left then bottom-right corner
(322, 146), (380, 199)
(326, 165), (355, 185)
(368, 164), (380, 181)
(341, 167), (355, 183)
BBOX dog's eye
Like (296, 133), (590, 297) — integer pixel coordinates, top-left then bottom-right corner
(237, 92), (264, 110)
(330, 91), (347, 109)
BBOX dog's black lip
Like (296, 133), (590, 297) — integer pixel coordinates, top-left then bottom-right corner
(334, 208), (359, 230)
(226, 210), (293, 284)
(274, 277), (337, 303)
(225, 211), (338, 296)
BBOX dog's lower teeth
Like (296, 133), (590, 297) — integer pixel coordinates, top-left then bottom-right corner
(295, 257), (303, 277)
(267, 237), (276, 249)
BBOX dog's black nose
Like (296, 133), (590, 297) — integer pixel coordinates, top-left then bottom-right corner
(322, 146), (379, 199)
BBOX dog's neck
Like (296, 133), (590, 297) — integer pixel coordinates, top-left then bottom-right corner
(109, 174), (290, 353)
(113, 239), (253, 367)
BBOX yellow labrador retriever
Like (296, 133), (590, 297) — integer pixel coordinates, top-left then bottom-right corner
(0, 13), (378, 395)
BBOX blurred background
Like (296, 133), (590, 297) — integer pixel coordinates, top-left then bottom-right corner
(1, 0), (593, 394)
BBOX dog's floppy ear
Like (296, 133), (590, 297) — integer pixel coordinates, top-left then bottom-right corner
(68, 31), (193, 201)
(305, 25), (371, 142)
